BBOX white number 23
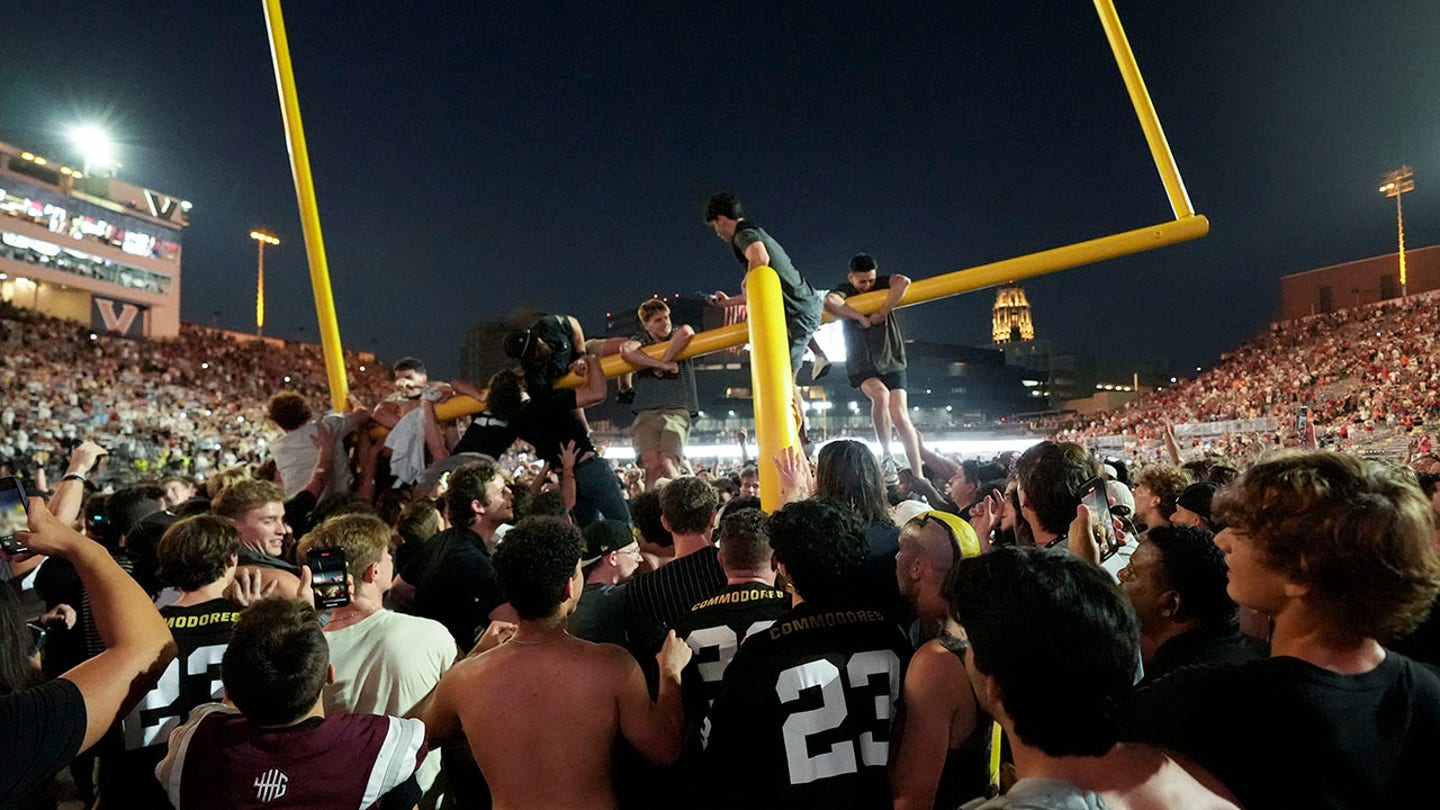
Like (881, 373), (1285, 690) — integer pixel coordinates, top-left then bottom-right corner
(775, 650), (901, 785)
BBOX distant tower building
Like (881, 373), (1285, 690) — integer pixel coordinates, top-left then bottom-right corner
(992, 284), (1035, 344)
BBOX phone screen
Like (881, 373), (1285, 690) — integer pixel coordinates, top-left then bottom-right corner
(1079, 477), (1118, 560)
(0, 477), (29, 554)
(1297, 406), (1310, 433)
(306, 547), (350, 609)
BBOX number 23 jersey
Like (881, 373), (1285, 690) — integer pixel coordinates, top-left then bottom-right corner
(704, 602), (912, 807)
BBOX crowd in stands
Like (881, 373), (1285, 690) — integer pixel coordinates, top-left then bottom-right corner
(1067, 290), (1440, 463)
(3, 274), (1440, 807)
(0, 303), (393, 484)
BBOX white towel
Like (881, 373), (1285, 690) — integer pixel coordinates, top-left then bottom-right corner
(385, 407), (427, 486)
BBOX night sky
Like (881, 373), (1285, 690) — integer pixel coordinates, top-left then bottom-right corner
(5, 2), (1439, 380)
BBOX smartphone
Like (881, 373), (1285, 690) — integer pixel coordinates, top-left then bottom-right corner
(305, 547), (351, 609)
(1296, 406), (1310, 433)
(0, 477), (29, 554)
(1078, 476), (1118, 561)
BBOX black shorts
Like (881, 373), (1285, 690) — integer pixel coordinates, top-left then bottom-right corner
(851, 369), (907, 391)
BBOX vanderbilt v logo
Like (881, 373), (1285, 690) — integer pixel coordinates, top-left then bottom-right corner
(96, 299), (141, 334)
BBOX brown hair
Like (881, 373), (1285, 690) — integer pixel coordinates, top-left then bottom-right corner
(213, 479), (287, 520)
(298, 514), (390, 580)
(1134, 464), (1193, 520)
(266, 391), (313, 432)
(1214, 451), (1440, 644)
(637, 298), (670, 322)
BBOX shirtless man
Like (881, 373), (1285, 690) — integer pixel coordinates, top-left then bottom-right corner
(422, 516), (691, 809)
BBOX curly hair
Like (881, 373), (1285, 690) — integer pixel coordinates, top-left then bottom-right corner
(716, 507), (771, 571)
(444, 459), (505, 527)
(492, 517), (583, 620)
(1133, 464), (1193, 521)
(766, 499), (867, 605)
(484, 369), (526, 420)
(1213, 451), (1440, 644)
(266, 391), (312, 432)
(659, 476), (719, 535)
(1143, 524), (1236, 628)
(158, 515), (241, 592)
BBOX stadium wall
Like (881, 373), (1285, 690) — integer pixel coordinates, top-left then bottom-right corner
(1279, 245), (1440, 321)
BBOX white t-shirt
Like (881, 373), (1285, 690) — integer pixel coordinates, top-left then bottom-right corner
(323, 609), (458, 791)
(269, 412), (363, 500)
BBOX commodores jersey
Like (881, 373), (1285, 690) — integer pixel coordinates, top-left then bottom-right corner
(98, 598), (242, 808)
(704, 602), (912, 808)
(673, 582), (789, 749)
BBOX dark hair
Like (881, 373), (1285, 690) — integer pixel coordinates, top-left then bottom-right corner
(1015, 441), (1100, 536)
(1143, 524), (1237, 628)
(704, 192), (743, 223)
(0, 586), (42, 695)
(396, 499), (441, 546)
(222, 598), (330, 726)
(158, 515), (241, 592)
(492, 517), (583, 620)
(946, 547), (1139, 756)
(739, 466), (759, 481)
(766, 499), (867, 605)
(631, 490), (672, 548)
(393, 357), (427, 377)
(106, 483), (166, 538)
(816, 440), (891, 526)
(660, 476), (719, 535)
(444, 460), (505, 527)
(849, 253), (877, 274)
(266, 391), (312, 432)
(1419, 471), (1440, 499)
(1207, 465), (1240, 486)
(522, 490), (569, 519)
(719, 494), (761, 518)
(312, 493), (379, 525)
(485, 369), (525, 420)
(1213, 451), (1440, 644)
(637, 298), (669, 321)
(717, 507), (771, 571)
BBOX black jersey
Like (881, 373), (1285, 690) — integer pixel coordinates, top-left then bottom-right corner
(704, 602), (912, 807)
(674, 582), (789, 749)
(98, 598), (242, 808)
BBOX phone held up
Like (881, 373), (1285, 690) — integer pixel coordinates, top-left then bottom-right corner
(0, 477), (30, 555)
(1078, 476), (1119, 561)
(305, 546), (351, 609)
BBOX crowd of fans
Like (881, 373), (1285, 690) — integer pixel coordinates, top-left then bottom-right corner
(1067, 290), (1440, 463)
(3, 284), (1440, 808)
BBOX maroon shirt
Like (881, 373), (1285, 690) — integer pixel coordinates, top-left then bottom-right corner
(156, 704), (426, 809)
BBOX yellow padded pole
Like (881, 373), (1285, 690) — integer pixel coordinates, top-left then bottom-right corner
(1093, 0), (1195, 220)
(743, 266), (800, 511)
(262, 0), (350, 413)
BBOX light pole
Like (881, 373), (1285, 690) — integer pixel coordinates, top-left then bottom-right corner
(249, 230), (280, 335)
(1379, 166), (1415, 297)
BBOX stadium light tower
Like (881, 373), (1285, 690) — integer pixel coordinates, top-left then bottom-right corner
(67, 124), (117, 176)
(1379, 166), (1415, 297)
(249, 229), (280, 335)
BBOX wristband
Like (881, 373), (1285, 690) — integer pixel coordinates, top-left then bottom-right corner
(62, 473), (87, 483)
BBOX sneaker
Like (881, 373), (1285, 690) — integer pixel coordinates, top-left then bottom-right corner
(881, 456), (900, 487)
(616, 387), (636, 405)
(811, 356), (831, 381)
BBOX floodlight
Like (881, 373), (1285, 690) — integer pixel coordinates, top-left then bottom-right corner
(68, 124), (116, 173)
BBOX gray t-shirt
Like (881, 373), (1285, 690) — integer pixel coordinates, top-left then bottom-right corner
(962, 778), (1111, 810)
(731, 222), (822, 329)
